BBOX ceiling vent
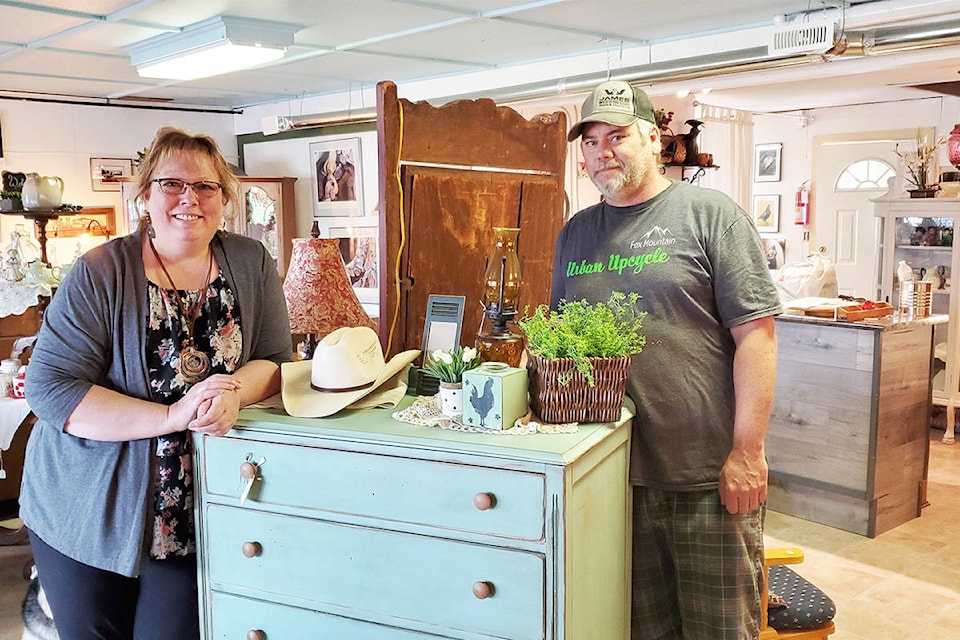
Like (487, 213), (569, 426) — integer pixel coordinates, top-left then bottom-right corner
(770, 15), (840, 56)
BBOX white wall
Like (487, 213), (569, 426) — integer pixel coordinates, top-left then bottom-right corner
(6, 87), (960, 287)
(0, 99), (235, 265)
(240, 130), (379, 241)
(751, 95), (960, 267)
(751, 113), (812, 266)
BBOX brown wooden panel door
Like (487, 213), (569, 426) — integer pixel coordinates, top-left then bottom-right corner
(393, 167), (559, 354)
(377, 80), (567, 358)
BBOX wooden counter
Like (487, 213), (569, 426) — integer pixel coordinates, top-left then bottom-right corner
(767, 313), (945, 537)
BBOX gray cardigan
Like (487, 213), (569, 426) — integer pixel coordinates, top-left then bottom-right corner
(20, 231), (292, 577)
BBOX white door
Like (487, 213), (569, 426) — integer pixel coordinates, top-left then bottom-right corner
(813, 131), (918, 299)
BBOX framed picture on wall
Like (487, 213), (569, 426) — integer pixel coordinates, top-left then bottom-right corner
(310, 137), (364, 217)
(761, 237), (786, 270)
(754, 143), (782, 182)
(328, 223), (379, 310)
(752, 194), (780, 233)
(90, 158), (133, 192)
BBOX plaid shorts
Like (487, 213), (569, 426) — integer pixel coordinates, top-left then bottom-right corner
(631, 486), (765, 640)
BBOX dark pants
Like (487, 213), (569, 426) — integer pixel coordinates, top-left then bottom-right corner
(28, 531), (201, 640)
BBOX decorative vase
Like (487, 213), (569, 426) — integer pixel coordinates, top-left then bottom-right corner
(438, 381), (463, 417)
(949, 123), (960, 170)
(908, 188), (938, 199)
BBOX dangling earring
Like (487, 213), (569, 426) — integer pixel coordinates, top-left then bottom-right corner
(146, 215), (156, 239)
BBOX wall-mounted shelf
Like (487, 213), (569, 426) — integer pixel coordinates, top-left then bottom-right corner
(3, 206), (115, 265)
(49, 206), (115, 239)
(662, 162), (719, 184)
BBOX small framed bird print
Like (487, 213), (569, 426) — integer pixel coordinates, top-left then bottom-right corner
(752, 194), (780, 233)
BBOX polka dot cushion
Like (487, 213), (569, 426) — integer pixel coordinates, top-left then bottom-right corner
(767, 564), (836, 630)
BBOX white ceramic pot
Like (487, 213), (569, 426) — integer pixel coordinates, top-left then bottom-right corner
(438, 381), (463, 417)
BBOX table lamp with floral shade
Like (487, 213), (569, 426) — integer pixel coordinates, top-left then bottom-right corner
(282, 225), (376, 359)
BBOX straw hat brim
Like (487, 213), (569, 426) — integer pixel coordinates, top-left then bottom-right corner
(281, 349), (420, 418)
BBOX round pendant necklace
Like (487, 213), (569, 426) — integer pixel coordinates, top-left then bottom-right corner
(148, 237), (215, 385)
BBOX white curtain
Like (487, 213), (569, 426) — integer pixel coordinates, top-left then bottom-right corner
(695, 104), (753, 210)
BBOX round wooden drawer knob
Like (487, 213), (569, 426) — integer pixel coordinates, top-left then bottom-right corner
(240, 461), (258, 479)
(473, 492), (495, 510)
(472, 581), (494, 599)
(246, 630), (266, 640)
(241, 541), (262, 558)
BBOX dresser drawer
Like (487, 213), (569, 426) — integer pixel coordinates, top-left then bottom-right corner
(205, 505), (545, 640)
(202, 435), (546, 541)
(210, 592), (453, 639)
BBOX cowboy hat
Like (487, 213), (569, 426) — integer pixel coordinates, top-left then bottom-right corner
(281, 326), (420, 418)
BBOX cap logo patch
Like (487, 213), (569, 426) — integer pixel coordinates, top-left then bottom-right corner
(597, 88), (633, 111)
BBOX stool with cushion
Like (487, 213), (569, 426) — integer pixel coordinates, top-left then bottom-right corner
(760, 547), (836, 640)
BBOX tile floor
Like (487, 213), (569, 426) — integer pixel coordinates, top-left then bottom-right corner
(0, 429), (957, 639)
(764, 429), (960, 640)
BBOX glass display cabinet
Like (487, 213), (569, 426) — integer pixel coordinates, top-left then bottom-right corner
(874, 196), (959, 442)
(225, 177), (297, 278)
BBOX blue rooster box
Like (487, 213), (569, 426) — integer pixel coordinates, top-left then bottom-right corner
(462, 362), (528, 430)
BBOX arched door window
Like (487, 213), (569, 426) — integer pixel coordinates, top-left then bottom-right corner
(836, 159), (896, 191)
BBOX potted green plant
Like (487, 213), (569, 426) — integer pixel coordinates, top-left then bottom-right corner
(895, 130), (946, 197)
(518, 291), (646, 423)
(421, 345), (482, 417)
(0, 191), (22, 212)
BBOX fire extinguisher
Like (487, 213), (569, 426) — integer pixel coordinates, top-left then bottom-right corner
(795, 182), (809, 225)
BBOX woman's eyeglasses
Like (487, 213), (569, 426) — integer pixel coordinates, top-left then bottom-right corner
(153, 178), (223, 198)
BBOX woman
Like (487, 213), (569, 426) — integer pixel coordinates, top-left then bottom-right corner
(20, 126), (292, 639)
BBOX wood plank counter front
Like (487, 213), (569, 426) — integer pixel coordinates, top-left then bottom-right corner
(193, 401), (632, 639)
(768, 313), (945, 538)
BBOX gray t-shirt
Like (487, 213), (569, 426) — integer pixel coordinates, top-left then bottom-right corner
(550, 181), (781, 490)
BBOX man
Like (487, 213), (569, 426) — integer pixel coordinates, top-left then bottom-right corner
(554, 81), (782, 640)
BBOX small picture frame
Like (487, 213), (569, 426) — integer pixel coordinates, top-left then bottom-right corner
(310, 137), (364, 217)
(90, 158), (133, 192)
(752, 194), (780, 233)
(754, 143), (782, 183)
(328, 223), (379, 307)
(761, 237), (786, 270)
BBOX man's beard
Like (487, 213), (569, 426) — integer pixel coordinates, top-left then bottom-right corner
(590, 157), (644, 199)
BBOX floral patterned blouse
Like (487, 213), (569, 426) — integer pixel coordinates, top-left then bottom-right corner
(145, 272), (242, 559)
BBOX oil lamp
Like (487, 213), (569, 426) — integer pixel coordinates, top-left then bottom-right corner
(475, 227), (524, 367)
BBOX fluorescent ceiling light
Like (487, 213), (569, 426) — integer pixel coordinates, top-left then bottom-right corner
(127, 16), (300, 81)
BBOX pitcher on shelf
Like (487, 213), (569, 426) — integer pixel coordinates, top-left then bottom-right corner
(21, 173), (64, 210)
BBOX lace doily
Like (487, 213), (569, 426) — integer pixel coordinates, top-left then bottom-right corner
(0, 281), (52, 318)
(392, 395), (578, 435)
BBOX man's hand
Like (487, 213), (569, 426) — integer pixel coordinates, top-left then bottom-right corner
(718, 449), (768, 514)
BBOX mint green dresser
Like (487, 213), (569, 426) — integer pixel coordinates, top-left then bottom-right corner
(193, 399), (632, 639)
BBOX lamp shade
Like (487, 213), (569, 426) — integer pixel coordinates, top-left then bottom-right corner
(283, 237), (375, 340)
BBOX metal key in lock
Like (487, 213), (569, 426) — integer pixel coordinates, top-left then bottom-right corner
(239, 454), (266, 506)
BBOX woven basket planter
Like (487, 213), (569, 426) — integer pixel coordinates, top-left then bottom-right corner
(526, 351), (631, 424)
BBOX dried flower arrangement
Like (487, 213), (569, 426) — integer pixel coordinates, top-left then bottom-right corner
(895, 130), (946, 192)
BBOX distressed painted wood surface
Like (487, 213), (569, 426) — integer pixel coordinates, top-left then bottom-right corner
(194, 403), (631, 639)
(767, 318), (933, 537)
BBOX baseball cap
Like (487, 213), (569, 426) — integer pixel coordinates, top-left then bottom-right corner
(567, 81), (657, 142)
